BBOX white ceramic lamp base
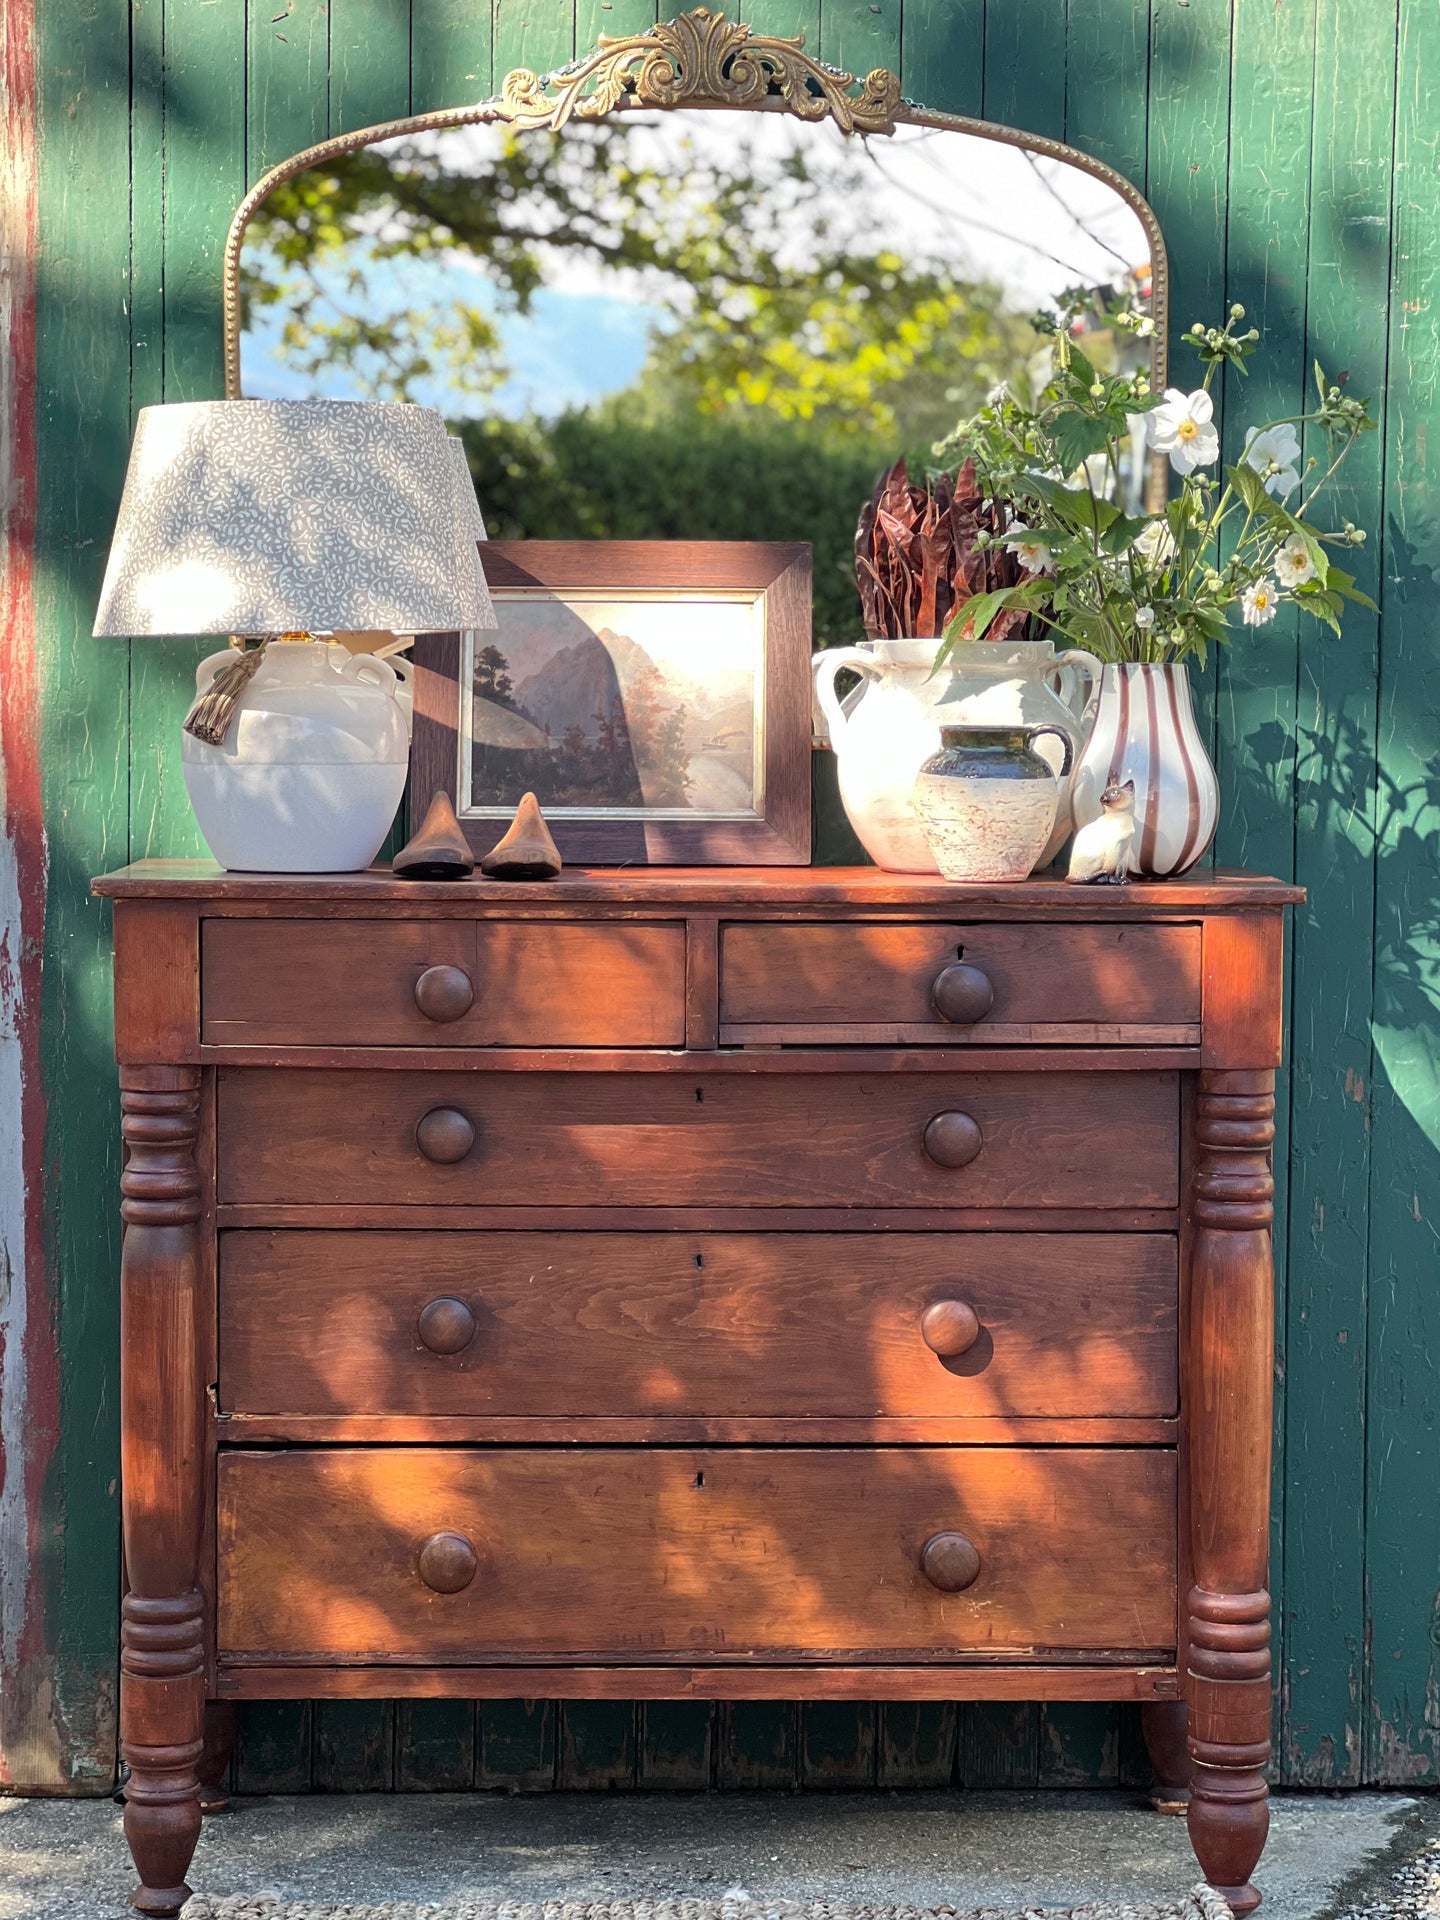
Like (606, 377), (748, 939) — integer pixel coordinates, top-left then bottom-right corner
(180, 640), (413, 874)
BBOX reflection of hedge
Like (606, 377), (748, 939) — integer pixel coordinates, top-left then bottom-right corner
(459, 412), (906, 644)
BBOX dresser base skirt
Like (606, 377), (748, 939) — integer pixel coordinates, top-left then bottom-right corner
(213, 1665), (1181, 1702)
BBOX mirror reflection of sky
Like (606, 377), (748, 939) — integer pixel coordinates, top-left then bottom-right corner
(241, 110), (1151, 420)
(243, 261), (664, 415)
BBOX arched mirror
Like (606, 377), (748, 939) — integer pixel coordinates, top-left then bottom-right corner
(222, 10), (1167, 859)
(225, 11), (1166, 641)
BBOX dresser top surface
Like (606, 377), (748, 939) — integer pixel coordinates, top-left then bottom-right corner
(93, 860), (1304, 911)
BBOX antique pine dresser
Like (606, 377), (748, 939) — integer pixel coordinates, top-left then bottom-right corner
(94, 860), (1299, 1916)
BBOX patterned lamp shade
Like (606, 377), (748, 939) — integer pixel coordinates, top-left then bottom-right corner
(93, 398), (498, 637)
(447, 434), (495, 632)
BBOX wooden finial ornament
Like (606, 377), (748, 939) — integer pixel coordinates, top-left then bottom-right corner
(392, 790), (475, 880)
(480, 792), (562, 881)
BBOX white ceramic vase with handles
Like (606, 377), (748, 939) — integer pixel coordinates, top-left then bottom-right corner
(1069, 661), (1219, 876)
(812, 636), (1101, 873)
(180, 639), (413, 872)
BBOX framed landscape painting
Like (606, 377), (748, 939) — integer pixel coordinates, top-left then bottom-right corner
(412, 542), (812, 865)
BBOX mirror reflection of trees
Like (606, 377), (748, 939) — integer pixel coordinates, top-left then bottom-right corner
(242, 116), (1151, 639)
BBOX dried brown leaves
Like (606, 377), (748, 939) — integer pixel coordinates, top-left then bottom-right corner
(854, 458), (1028, 642)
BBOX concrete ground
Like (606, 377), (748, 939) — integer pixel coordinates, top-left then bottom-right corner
(0, 1790), (1432, 1920)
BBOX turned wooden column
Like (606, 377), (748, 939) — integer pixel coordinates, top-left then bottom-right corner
(119, 1067), (206, 1917)
(1186, 1068), (1275, 1916)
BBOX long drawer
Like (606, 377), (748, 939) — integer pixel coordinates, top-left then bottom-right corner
(216, 1447), (1177, 1662)
(719, 921), (1202, 1043)
(202, 917), (686, 1047)
(216, 1070), (1180, 1210)
(218, 1230), (1178, 1419)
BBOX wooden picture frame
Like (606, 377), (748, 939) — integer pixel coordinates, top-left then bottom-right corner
(413, 541), (813, 866)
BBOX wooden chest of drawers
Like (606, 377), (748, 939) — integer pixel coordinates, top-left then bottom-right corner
(94, 862), (1298, 1918)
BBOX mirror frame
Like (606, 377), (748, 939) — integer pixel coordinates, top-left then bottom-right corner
(220, 5), (1170, 402)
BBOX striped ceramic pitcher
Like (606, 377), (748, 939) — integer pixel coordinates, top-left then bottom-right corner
(1070, 663), (1219, 876)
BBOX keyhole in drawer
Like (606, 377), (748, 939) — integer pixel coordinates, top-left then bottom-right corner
(695, 1087), (704, 1103)
(694, 1472), (705, 1489)
(694, 1253), (704, 1269)
(955, 944), (966, 959)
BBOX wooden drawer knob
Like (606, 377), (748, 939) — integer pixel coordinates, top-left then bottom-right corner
(923, 1111), (983, 1169)
(416, 1531), (478, 1594)
(416, 1107), (475, 1163)
(417, 1296), (476, 1355)
(931, 962), (994, 1025)
(920, 1531), (981, 1593)
(414, 965), (475, 1023)
(920, 1299), (981, 1358)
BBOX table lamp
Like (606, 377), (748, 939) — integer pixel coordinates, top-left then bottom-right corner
(93, 399), (497, 872)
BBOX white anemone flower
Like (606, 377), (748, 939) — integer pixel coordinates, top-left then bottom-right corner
(1133, 519), (1177, 567)
(1243, 423), (1302, 498)
(1147, 388), (1220, 473)
(1242, 577), (1281, 626)
(1007, 524), (1053, 574)
(1274, 538), (1317, 589)
(1134, 604), (1157, 630)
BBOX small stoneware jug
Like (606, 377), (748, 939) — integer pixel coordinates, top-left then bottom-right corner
(913, 724), (1075, 883)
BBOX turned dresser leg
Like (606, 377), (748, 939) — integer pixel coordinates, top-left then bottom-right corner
(120, 1068), (206, 1915)
(1186, 1069), (1275, 1915)
(1141, 1701), (1192, 1813)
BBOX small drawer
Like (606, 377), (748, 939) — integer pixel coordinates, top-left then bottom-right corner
(216, 1068), (1180, 1210)
(202, 917), (685, 1048)
(217, 1446), (1177, 1662)
(719, 922), (1201, 1043)
(217, 1229), (1179, 1420)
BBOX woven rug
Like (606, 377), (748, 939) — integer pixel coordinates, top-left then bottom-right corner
(181, 1890), (1235, 1920)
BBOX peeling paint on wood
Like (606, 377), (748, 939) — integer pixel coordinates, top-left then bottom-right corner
(0, 0), (65, 1797)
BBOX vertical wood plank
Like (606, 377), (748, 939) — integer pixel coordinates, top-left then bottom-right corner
(735, 0), (819, 46)
(816, 0), (900, 82)
(1366, 0), (1440, 1790)
(478, 1699), (556, 1789)
(799, 1703), (877, 1788)
(1281, 0), (1396, 1792)
(899, 0), (985, 117)
(24, 0), (133, 1792)
(492, 0), (574, 78)
(411, 0), (495, 109)
(234, 1702), (314, 1793)
(878, 1704), (957, 1789)
(1214, 0), (1318, 1784)
(640, 1702), (714, 1789)
(1038, 1703), (1119, 1788)
(313, 1700), (394, 1792)
(131, 0), (249, 865)
(983, 0), (1065, 140)
(330, 0), (412, 133)
(716, 1703), (798, 1789)
(249, 0), (332, 179)
(557, 1702), (636, 1788)
(1064, 0), (1148, 185)
(957, 1704), (1039, 1788)
(397, 1701), (476, 1790)
(575, 0), (655, 61)
(1145, 0), (1235, 773)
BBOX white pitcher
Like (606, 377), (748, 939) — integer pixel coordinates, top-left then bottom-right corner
(813, 637), (1100, 873)
(181, 640), (412, 872)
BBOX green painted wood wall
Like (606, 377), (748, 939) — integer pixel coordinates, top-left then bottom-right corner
(13, 0), (1440, 1793)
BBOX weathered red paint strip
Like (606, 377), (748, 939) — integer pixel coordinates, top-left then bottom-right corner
(0, 0), (63, 1793)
